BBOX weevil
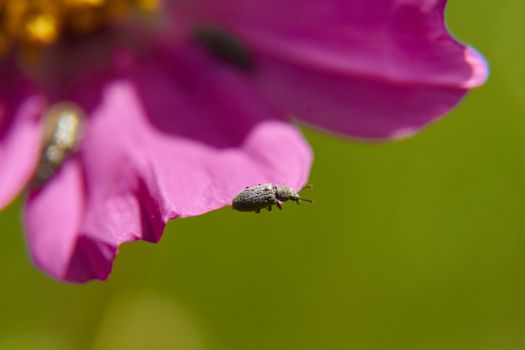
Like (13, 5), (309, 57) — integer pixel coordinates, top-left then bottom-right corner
(193, 27), (254, 71)
(31, 102), (84, 188)
(232, 184), (313, 213)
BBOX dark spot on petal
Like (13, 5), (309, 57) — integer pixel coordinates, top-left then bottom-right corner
(193, 27), (254, 71)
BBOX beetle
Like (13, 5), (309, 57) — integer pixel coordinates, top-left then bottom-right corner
(193, 27), (254, 71)
(31, 102), (84, 188)
(232, 184), (313, 213)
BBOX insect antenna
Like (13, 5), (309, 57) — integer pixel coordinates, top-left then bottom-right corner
(299, 197), (314, 204)
(298, 185), (314, 204)
(300, 184), (313, 192)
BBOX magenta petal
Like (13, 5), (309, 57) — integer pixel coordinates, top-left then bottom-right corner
(24, 160), (85, 280)
(175, 0), (488, 139)
(24, 157), (156, 283)
(254, 58), (474, 139)
(24, 46), (312, 282)
(83, 46), (313, 221)
(0, 70), (45, 209)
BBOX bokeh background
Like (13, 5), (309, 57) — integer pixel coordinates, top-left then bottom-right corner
(1, 1), (524, 349)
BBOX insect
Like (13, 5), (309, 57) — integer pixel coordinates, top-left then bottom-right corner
(232, 184), (313, 213)
(193, 27), (254, 71)
(31, 102), (84, 188)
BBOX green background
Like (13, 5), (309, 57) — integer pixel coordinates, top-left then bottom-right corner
(1, 1), (523, 349)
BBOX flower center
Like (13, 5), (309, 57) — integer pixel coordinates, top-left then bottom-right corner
(0, 0), (158, 60)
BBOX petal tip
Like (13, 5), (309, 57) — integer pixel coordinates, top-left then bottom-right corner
(462, 47), (489, 88)
(64, 236), (116, 283)
(388, 127), (420, 141)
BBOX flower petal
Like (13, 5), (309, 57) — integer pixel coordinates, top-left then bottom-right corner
(83, 46), (313, 220)
(253, 58), (473, 139)
(174, 0), (488, 139)
(24, 159), (85, 280)
(0, 67), (45, 209)
(24, 156), (159, 283)
(24, 46), (312, 282)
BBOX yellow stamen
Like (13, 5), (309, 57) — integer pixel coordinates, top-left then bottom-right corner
(24, 13), (58, 44)
(136, 0), (159, 13)
(65, 0), (106, 8)
(0, 0), (159, 60)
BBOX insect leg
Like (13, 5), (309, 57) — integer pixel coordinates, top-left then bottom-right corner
(267, 206), (272, 211)
(276, 201), (282, 210)
(255, 209), (261, 214)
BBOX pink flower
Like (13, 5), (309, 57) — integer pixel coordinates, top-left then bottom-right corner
(0, 0), (487, 282)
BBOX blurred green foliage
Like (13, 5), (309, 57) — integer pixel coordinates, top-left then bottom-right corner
(1, 1), (524, 349)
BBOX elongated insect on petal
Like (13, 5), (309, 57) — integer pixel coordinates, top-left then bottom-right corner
(232, 183), (313, 213)
(193, 27), (254, 71)
(31, 102), (85, 188)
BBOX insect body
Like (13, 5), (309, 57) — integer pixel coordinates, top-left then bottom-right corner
(31, 102), (84, 188)
(193, 27), (253, 71)
(232, 184), (313, 213)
